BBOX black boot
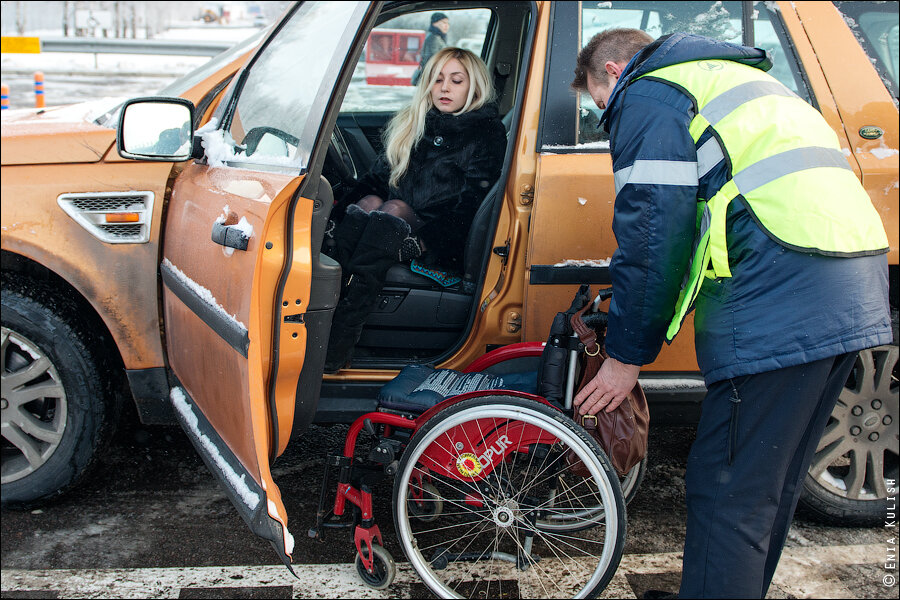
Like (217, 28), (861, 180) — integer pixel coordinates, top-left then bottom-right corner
(324, 211), (420, 373)
(323, 204), (370, 267)
(324, 275), (380, 373)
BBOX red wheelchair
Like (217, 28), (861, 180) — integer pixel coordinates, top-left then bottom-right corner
(310, 287), (640, 598)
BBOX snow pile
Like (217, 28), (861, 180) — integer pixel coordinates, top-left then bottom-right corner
(161, 257), (246, 330)
(542, 140), (611, 152)
(268, 499), (295, 556)
(170, 387), (261, 510)
(554, 258), (612, 268)
(196, 118), (239, 168)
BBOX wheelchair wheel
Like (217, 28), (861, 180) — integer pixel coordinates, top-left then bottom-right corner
(393, 396), (626, 599)
(355, 543), (396, 590)
(536, 456), (647, 532)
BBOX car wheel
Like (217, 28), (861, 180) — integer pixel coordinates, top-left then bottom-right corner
(798, 343), (899, 526)
(1, 286), (115, 506)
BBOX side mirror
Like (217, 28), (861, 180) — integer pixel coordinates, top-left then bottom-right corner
(117, 97), (196, 162)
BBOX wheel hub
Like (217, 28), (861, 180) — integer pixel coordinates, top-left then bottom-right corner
(492, 500), (519, 528)
(848, 398), (892, 441)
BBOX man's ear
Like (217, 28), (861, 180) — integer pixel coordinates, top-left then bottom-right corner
(605, 60), (624, 81)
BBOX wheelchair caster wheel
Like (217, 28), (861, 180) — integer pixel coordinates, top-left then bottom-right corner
(355, 543), (396, 590)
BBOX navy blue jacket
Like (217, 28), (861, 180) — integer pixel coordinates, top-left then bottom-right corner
(599, 33), (892, 385)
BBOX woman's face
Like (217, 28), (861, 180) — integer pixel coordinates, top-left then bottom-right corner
(431, 58), (470, 113)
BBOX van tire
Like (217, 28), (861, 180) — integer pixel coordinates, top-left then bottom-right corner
(1, 285), (116, 507)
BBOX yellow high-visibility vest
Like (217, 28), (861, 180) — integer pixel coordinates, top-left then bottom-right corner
(632, 60), (890, 341)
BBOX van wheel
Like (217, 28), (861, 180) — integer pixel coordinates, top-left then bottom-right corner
(1, 286), (115, 506)
(798, 343), (899, 526)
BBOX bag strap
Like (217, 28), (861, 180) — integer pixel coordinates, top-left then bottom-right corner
(571, 303), (601, 357)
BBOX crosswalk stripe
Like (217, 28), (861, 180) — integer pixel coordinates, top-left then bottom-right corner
(1, 543), (885, 599)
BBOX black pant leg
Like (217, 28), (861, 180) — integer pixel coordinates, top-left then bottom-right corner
(760, 352), (857, 595)
(679, 354), (854, 598)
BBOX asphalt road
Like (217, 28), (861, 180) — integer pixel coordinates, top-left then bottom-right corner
(2, 412), (895, 599)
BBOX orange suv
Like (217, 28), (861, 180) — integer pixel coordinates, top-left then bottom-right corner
(2, 0), (896, 565)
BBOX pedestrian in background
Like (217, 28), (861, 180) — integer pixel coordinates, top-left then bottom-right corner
(411, 12), (449, 86)
(571, 28), (891, 599)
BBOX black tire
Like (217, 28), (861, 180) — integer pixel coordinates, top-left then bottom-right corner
(1, 285), (116, 506)
(797, 343), (899, 527)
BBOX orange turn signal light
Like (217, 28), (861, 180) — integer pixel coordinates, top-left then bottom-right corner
(105, 213), (140, 223)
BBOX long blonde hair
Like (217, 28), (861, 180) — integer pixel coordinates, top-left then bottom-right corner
(383, 47), (495, 188)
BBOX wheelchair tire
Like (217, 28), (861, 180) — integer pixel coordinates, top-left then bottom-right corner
(392, 395), (626, 599)
(355, 543), (396, 590)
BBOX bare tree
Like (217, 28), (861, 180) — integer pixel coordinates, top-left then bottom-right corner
(15, 0), (26, 35)
(62, 0), (70, 36)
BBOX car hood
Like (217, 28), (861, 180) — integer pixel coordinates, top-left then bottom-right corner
(0, 99), (126, 166)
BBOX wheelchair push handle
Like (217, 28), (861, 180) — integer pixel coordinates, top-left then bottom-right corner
(591, 286), (613, 310)
(581, 311), (608, 332)
(583, 287), (612, 333)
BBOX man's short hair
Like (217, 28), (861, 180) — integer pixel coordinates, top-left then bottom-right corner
(572, 28), (654, 91)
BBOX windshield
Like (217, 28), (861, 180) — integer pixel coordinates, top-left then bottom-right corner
(93, 27), (269, 128)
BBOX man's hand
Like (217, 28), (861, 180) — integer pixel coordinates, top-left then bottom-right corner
(573, 356), (641, 416)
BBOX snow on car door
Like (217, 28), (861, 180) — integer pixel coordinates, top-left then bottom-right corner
(161, 1), (373, 567)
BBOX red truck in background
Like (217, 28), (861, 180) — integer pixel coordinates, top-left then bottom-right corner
(365, 28), (425, 85)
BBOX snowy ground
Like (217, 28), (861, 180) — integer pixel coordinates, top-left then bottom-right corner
(2, 24), (414, 113)
(0, 25), (260, 109)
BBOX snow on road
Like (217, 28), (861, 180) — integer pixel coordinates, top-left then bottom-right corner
(1, 26), (259, 109)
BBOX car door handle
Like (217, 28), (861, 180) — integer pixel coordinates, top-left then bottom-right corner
(211, 221), (250, 251)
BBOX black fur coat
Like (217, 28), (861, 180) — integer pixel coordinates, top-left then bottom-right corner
(351, 104), (507, 272)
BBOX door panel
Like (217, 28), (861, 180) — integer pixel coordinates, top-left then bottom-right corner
(162, 162), (308, 564)
(525, 153), (699, 372)
(159, 1), (376, 565)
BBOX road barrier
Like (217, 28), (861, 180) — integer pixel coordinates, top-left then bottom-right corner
(34, 72), (45, 108)
(1, 84), (9, 110)
(1, 35), (236, 110)
(1, 37), (232, 57)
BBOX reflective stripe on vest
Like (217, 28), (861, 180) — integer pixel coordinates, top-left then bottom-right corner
(636, 60), (890, 342)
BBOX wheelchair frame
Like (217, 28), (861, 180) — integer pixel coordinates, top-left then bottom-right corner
(310, 312), (626, 597)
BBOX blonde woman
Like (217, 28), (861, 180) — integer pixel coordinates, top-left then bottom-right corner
(325, 46), (507, 372)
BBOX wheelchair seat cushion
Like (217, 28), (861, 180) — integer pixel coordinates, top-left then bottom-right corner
(377, 364), (538, 413)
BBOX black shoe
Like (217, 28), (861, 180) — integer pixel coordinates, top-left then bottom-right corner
(642, 591), (678, 599)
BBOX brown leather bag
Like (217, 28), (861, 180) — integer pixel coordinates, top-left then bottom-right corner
(568, 302), (650, 477)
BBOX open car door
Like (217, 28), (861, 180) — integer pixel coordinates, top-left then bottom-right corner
(154, 1), (375, 566)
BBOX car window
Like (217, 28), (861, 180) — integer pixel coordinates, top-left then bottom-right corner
(576, 1), (811, 146)
(832, 1), (899, 101)
(207, 1), (367, 171)
(341, 8), (492, 113)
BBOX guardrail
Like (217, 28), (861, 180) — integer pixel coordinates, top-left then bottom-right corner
(39, 37), (233, 57)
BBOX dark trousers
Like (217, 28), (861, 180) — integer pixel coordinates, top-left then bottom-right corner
(679, 352), (857, 599)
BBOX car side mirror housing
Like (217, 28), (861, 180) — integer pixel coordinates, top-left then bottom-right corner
(117, 97), (196, 162)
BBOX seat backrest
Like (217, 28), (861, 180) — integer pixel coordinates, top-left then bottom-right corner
(461, 180), (502, 286)
(461, 111), (513, 286)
